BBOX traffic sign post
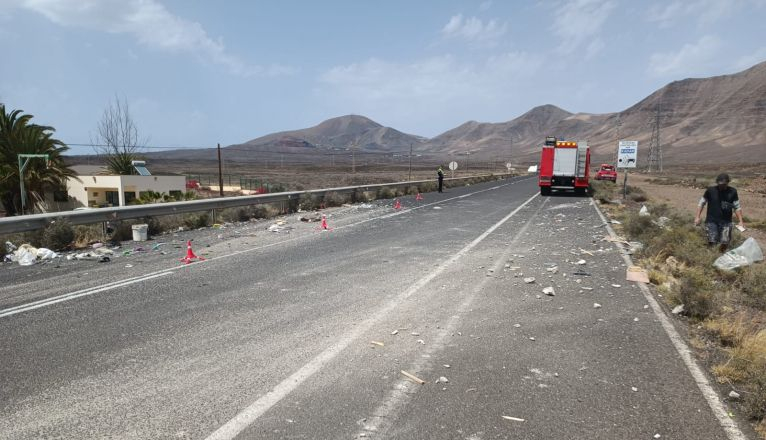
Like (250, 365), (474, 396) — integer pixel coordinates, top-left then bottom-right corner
(617, 141), (638, 198)
(449, 161), (458, 178)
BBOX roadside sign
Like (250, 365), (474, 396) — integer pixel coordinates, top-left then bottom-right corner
(448, 161), (458, 171)
(505, 162), (512, 171)
(617, 141), (638, 168)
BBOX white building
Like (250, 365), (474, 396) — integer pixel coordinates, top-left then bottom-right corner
(61, 164), (186, 209)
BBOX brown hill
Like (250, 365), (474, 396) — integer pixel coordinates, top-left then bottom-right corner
(430, 60), (766, 164)
(149, 61), (766, 166)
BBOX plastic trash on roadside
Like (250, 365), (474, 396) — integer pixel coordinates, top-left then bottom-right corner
(639, 205), (650, 216)
(36, 248), (57, 260)
(14, 245), (38, 266)
(713, 237), (764, 271)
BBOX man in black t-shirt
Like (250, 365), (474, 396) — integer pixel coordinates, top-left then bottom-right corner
(694, 173), (745, 251)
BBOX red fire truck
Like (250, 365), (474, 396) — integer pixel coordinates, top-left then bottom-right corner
(538, 136), (590, 196)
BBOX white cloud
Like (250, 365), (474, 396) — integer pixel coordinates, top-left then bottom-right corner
(648, 35), (723, 77)
(6, 0), (293, 77)
(733, 47), (766, 70)
(552, 0), (615, 55)
(441, 14), (508, 43)
(648, 0), (765, 26)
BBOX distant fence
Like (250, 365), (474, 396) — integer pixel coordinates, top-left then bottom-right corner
(185, 174), (281, 193)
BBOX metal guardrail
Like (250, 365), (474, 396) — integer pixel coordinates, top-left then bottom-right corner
(0, 174), (510, 235)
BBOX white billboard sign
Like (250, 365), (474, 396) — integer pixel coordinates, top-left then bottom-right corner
(617, 141), (638, 168)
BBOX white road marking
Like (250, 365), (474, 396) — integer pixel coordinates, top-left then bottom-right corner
(204, 191), (540, 440)
(0, 272), (173, 318)
(591, 201), (747, 440)
(359, 197), (547, 438)
(0, 178), (533, 320)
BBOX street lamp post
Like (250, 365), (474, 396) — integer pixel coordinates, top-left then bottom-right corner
(18, 154), (49, 215)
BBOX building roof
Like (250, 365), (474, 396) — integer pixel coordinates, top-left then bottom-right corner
(71, 165), (110, 176)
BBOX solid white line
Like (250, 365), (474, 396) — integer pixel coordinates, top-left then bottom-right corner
(204, 191), (540, 440)
(0, 272), (173, 318)
(0, 178), (533, 320)
(591, 201), (747, 440)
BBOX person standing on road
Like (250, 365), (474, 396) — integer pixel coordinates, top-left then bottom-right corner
(694, 173), (745, 252)
(437, 166), (444, 193)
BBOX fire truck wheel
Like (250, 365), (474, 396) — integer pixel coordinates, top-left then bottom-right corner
(540, 186), (551, 196)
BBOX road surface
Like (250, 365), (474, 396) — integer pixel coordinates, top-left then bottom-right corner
(0, 177), (751, 439)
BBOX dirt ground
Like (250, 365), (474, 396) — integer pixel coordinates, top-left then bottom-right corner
(629, 173), (766, 244)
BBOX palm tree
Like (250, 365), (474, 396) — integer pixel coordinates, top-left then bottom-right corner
(0, 104), (77, 215)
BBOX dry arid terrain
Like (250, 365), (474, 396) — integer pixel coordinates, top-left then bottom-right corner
(628, 173), (766, 243)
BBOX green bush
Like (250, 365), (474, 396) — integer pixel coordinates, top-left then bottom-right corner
(41, 218), (74, 250)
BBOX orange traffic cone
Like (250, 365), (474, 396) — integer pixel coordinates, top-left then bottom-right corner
(415, 193), (424, 201)
(393, 199), (402, 210)
(180, 240), (206, 264)
(317, 214), (333, 231)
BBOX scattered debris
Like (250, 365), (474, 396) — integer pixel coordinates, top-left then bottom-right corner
(443, 364), (450, 368)
(502, 416), (525, 422)
(513, 324), (521, 328)
(391, 330), (399, 335)
(546, 266), (559, 274)
(572, 270), (591, 276)
(523, 277), (536, 284)
(671, 304), (685, 315)
(593, 303), (602, 309)
(575, 259), (586, 265)
(543, 287), (556, 296)
(416, 339), (425, 345)
(435, 376), (449, 384)
(433, 206), (442, 210)
(579, 249), (594, 256)
(639, 205), (650, 216)
(400, 370), (425, 384)
(611, 284), (622, 288)
(370, 341), (384, 347)
(728, 390), (741, 400)
(626, 266), (650, 283)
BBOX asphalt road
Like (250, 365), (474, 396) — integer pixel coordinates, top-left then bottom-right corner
(0, 176), (751, 439)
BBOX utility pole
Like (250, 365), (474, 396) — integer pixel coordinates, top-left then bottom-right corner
(18, 154), (49, 215)
(217, 143), (224, 197)
(408, 143), (413, 181)
(647, 102), (663, 172)
(352, 144), (356, 174)
(615, 114), (622, 165)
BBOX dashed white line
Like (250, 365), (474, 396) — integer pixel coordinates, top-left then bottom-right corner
(203, 192), (540, 440)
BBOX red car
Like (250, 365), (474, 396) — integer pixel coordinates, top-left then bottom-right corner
(595, 164), (617, 182)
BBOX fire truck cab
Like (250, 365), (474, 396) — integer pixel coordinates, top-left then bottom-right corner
(538, 136), (590, 196)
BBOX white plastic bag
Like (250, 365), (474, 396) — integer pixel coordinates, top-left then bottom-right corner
(14, 245), (38, 266)
(714, 237), (764, 271)
(639, 205), (650, 216)
(36, 248), (57, 260)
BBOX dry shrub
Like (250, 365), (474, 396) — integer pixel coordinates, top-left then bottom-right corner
(323, 191), (348, 207)
(677, 267), (717, 319)
(739, 265), (766, 311)
(299, 193), (321, 210)
(377, 187), (396, 199)
(419, 182), (437, 193)
(72, 224), (105, 247)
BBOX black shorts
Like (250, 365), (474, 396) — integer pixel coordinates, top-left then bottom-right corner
(706, 222), (732, 244)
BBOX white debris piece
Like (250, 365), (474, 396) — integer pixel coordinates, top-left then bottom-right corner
(631, 387), (638, 392)
(435, 376), (449, 384)
(672, 305), (685, 315)
(543, 287), (556, 296)
(639, 205), (650, 216)
(523, 277), (536, 284)
(593, 303), (602, 309)
(575, 259), (586, 265)
(611, 284), (622, 288)
(729, 391), (741, 400)
(513, 324), (521, 328)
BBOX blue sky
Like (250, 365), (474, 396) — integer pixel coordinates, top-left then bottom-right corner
(1, 0), (765, 154)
